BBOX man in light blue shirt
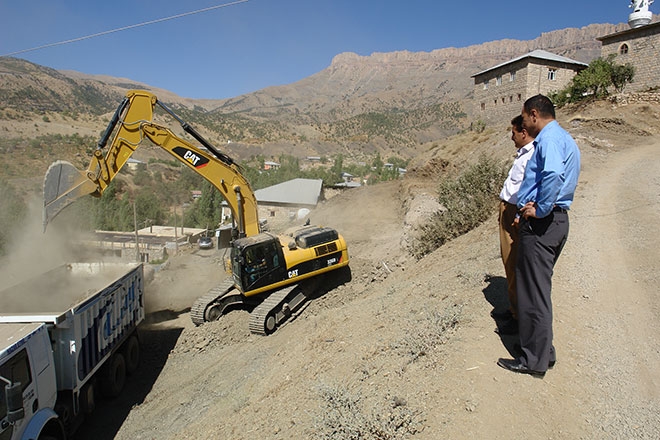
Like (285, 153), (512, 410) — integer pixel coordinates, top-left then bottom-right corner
(497, 94), (580, 378)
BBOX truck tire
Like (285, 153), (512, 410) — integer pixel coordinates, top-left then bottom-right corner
(122, 334), (140, 374)
(100, 353), (126, 398)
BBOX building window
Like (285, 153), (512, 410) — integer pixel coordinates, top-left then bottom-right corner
(494, 99), (497, 106)
(483, 80), (489, 90)
(496, 76), (502, 86)
(548, 68), (557, 80)
(501, 97), (506, 104)
(620, 43), (629, 54)
(510, 71), (516, 82)
(509, 95), (513, 103)
(481, 102), (486, 111)
(517, 94), (522, 101)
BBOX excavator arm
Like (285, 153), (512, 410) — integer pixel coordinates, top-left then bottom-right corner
(43, 90), (259, 236)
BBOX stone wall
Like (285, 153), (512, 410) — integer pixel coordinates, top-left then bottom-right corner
(600, 23), (660, 93)
(609, 91), (660, 104)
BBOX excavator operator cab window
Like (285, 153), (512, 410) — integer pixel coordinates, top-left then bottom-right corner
(240, 241), (283, 290)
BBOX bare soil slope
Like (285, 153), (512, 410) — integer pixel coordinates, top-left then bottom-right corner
(77, 100), (660, 439)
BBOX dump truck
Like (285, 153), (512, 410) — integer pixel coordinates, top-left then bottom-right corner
(0, 262), (144, 440)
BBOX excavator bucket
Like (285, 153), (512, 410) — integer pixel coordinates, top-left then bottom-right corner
(43, 160), (98, 231)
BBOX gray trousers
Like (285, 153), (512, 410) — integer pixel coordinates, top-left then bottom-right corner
(516, 210), (569, 371)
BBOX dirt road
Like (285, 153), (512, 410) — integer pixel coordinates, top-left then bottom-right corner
(76, 101), (660, 439)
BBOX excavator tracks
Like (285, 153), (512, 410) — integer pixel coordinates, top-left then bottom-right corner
(190, 279), (240, 326)
(248, 284), (306, 335)
(191, 268), (350, 334)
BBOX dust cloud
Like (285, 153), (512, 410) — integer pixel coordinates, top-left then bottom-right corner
(0, 197), (129, 315)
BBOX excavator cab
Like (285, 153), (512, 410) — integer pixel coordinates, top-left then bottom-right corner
(231, 234), (286, 295)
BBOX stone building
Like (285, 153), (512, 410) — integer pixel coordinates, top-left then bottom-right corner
(471, 50), (587, 125)
(597, 21), (660, 92)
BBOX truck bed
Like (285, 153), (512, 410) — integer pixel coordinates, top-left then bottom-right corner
(0, 261), (145, 392)
(0, 262), (142, 320)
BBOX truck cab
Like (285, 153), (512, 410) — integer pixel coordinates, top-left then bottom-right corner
(0, 323), (61, 440)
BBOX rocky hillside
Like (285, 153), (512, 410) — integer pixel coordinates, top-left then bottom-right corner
(0, 19), (632, 174)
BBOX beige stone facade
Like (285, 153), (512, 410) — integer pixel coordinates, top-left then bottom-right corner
(472, 50), (587, 125)
(598, 21), (660, 93)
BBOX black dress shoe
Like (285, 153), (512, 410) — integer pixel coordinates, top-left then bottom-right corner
(497, 358), (546, 378)
(495, 317), (518, 335)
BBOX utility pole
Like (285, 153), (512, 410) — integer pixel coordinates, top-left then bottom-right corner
(174, 206), (178, 254)
(133, 201), (140, 262)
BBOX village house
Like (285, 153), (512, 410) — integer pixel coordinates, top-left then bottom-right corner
(472, 50), (587, 125)
(263, 161), (280, 170)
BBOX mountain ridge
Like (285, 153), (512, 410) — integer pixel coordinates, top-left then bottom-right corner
(0, 18), (640, 166)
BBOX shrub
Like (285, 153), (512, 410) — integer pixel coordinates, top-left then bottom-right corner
(412, 156), (507, 259)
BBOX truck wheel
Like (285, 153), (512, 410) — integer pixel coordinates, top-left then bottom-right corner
(100, 353), (126, 398)
(122, 334), (140, 374)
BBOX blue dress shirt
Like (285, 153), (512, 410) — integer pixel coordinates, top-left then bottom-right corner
(516, 120), (581, 218)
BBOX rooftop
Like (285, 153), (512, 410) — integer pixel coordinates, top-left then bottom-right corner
(472, 49), (588, 78)
(254, 178), (323, 207)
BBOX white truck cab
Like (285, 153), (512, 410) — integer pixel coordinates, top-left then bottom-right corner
(0, 323), (61, 440)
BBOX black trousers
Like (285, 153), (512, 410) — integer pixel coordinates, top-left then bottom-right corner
(516, 211), (569, 371)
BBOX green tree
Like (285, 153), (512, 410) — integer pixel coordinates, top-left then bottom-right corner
(611, 63), (635, 93)
(187, 180), (222, 229)
(372, 153), (383, 175)
(572, 57), (613, 98)
(134, 190), (166, 227)
(133, 163), (151, 186)
(550, 55), (635, 106)
(331, 154), (344, 181)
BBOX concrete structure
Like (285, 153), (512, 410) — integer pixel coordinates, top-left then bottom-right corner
(83, 226), (208, 262)
(263, 161), (280, 170)
(472, 50), (587, 125)
(126, 158), (144, 171)
(598, 20), (660, 92)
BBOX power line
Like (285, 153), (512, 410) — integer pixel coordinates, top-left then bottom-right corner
(1, 0), (249, 57)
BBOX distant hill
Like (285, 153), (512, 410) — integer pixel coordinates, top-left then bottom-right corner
(0, 20), (631, 170)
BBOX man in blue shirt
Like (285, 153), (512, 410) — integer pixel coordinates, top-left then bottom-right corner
(497, 94), (581, 378)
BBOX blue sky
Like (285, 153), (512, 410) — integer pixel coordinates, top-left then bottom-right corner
(0, 0), (639, 99)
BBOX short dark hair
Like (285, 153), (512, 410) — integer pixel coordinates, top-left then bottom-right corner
(511, 115), (524, 132)
(523, 94), (555, 119)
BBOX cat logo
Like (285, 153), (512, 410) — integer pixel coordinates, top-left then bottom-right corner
(173, 146), (210, 169)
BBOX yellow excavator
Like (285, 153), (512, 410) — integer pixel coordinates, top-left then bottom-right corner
(43, 90), (350, 334)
